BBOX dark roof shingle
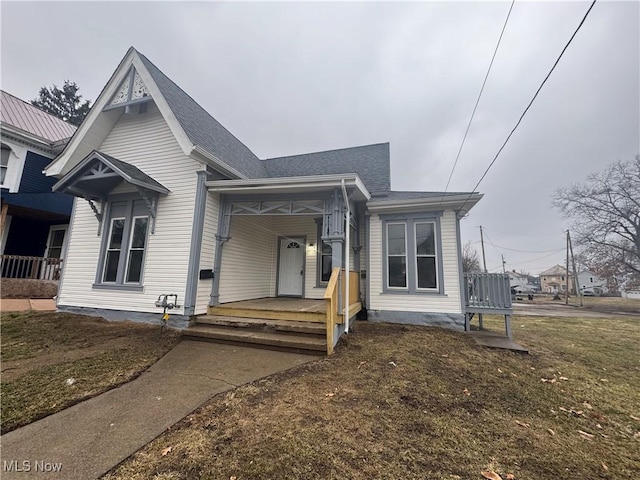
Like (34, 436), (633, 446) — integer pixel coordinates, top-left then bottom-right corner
(137, 52), (265, 179)
(262, 143), (390, 194)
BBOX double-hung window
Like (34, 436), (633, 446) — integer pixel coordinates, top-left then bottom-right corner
(95, 197), (149, 290)
(383, 214), (443, 294)
(1, 143), (11, 186)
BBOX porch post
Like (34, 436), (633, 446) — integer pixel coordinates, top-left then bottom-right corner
(184, 170), (208, 316)
(209, 195), (232, 306)
(322, 189), (346, 268)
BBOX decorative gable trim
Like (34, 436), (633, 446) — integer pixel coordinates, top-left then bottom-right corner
(44, 48), (194, 177)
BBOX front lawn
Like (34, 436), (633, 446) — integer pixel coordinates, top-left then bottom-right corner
(1, 311), (180, 433)
(104, 315), (640, 480)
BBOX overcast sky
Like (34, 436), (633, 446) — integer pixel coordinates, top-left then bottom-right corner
(2, 1), (638, 274)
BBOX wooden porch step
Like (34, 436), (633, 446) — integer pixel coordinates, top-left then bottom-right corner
(196, 315), (325, 335)
(207, 306), (326, 323)
(183, 324), (326, 353)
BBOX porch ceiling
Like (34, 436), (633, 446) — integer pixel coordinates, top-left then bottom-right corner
(206, 173), (371, 201)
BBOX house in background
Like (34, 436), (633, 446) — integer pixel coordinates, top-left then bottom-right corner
(507, 270), (535, 293)
(1, 91), (76, 279)
(540, 264), (575, 294)
(576, 270), (607, 295)
(43, 47), (504, 354)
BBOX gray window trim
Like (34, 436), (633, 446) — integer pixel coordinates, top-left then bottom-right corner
(93, 193), (149, 291)
(381, 212), (445, 296)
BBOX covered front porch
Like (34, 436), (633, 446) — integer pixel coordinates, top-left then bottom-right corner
(190, 174), (370, 354)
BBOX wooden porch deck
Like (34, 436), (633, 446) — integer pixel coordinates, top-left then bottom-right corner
(187, 270), (362, 355)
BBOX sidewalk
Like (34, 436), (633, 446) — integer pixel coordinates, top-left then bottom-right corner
(0, 298), (56, 312)
(0, 340), (313, 479)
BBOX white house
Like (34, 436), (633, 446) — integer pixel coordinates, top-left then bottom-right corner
(576, 270), (607, 295)
(507, 270), (534, 293)
(44, 48), (487, 354)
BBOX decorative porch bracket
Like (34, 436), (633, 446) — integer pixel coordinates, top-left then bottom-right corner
(83, 196), (104, 236)
(135, 186), (159, 234)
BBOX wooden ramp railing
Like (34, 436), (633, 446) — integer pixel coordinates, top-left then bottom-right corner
(324, 268), (362, 355)
(463, 272), (513, 338)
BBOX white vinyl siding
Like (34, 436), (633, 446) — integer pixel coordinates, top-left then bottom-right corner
(57, 102), (200, 315)
(218, 215), (334, 303)
(368, 210), (462, 314)
(219, 215), (274, 303)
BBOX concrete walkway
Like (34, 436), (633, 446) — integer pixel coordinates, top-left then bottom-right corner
(0, 340), (313, 479)
(0, 298), (56, 312)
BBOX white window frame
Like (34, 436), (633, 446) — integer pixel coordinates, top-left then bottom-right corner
(386, 222), (408, 290)
(102, 217), (126, 283)
(124, 215), (149, 284)
(414, 221), (439, 291)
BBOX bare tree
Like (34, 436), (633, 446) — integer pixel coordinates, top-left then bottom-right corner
(462, 241), (481, 273)
(553, 155), (640, 278)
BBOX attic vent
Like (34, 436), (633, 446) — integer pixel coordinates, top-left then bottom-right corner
(105, 67), (151, 110)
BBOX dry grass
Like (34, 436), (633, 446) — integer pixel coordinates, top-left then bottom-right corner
(104, 315), (640, 480)
(1, 278), (58, 298)
(1, 311), (180, 433)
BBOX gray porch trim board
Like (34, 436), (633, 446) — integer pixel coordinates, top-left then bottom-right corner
(209, 195), (231, 306)
(455, 215), (465, 314)
(57, 305), (192, 329)
(365, 213), (371, 310)
(184, 170), (208, 316)
(367, 309), (465, 331)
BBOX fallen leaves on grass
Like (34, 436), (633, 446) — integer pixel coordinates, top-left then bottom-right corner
(325, 392), (335, 398)
(463, 388), (471, 396)
(547, 428), (555, 435)
(161, 446), (172, 456)
(515, 420), (530, 428)
(541, 377), (556, 384)
(601, 462), (608, 471)
(481, 471), (502, 480)
(578, 430), (595, 439)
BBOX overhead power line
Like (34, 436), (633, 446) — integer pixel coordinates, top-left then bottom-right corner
(441, 0), (516, 197)
(459, 0), (598, 213)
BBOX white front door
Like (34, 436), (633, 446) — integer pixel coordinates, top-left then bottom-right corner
(278, 237), (305, 297)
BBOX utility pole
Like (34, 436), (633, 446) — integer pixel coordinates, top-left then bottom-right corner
(565, 230), (570, 305)
(568, 230), (582, 306)
(501, 254), (506, 273)
(479, 226), (488, 273)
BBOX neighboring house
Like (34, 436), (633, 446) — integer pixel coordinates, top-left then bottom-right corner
(43, 48), (488, 352)
(1, 91), (76, 278)
(576, 270), (607, 295)
(508, 270), (534, 293)
(540, 264), (575, 294)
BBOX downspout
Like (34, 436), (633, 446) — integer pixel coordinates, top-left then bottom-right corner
(341, 179), (350, 333)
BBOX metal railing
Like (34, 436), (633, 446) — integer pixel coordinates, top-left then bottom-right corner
(0, 255), (63, 281)
(464, 272), (512, 312)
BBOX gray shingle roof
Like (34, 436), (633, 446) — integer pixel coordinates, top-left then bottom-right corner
(97, 151), (169, 193)
(137, 52), (265, 179)
(262, 143), (390, 194)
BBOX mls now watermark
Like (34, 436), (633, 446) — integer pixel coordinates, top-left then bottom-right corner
(3, 460), (63, 473)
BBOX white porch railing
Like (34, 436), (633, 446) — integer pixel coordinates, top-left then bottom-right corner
(0, 255), (63, 281)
